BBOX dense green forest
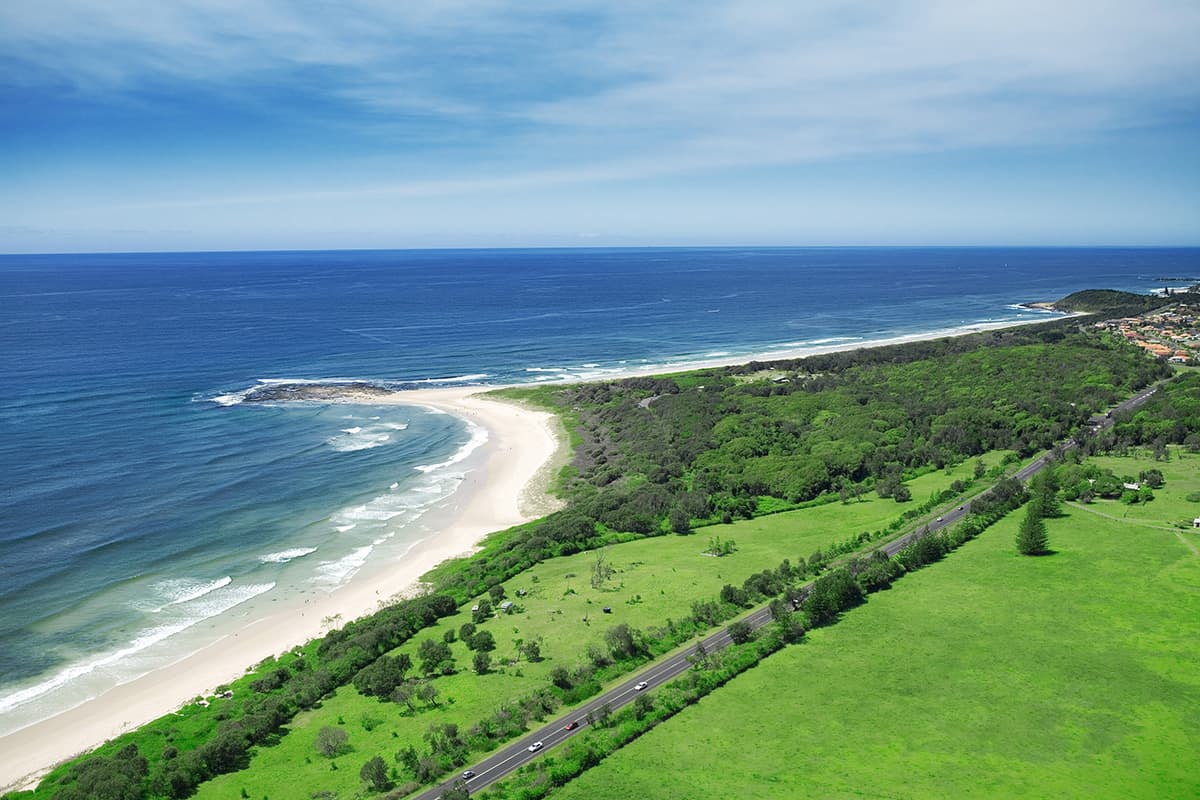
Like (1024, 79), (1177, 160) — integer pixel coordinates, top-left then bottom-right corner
(11, 319), (1178, 800)
(505, 323), (1167, 552)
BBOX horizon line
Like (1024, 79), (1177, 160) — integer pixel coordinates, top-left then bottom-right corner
(3, 243), (1200, 258)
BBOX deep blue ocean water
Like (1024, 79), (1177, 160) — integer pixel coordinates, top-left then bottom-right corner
(1, 246), (1197, 732)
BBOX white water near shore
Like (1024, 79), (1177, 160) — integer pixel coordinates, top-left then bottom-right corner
(0, 312), (1074, 792)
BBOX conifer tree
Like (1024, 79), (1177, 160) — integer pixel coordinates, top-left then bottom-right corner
(1016, 504), (1049, 555)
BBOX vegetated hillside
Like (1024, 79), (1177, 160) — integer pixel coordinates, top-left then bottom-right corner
(1053, 288), (1200, 314)
(546, 450), (1200, 800)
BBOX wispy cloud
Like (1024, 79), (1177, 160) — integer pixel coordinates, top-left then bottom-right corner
(1, 0), (1197, 241)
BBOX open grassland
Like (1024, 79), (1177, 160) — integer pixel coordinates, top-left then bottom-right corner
(193, 460), (994, 800)
(549, 454), (1200, 800)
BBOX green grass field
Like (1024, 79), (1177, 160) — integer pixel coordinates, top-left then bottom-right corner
(193, 459), (994, 800)
(548, 453), (1200, 800)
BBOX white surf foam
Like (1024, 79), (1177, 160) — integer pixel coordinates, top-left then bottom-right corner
(414, 419), (487, 473)
(259, 547), (318, 564)
(315, 546), (373, 586)
(144, 576), (233, 612)
(327, 425), (395, 452)
(0, 581), (275, 715)
(409, 373), (492, 385)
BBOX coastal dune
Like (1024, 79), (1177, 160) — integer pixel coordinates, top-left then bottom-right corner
(0, 387), (563, 793)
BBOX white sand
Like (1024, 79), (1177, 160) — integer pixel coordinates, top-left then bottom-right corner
(0, 387), (563, 792)
(0, 311), (1075, 791)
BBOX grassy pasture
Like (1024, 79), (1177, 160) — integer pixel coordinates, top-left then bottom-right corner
(549, 453), (1200, 800)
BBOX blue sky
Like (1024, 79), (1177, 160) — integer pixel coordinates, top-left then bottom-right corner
(1, 0), (1198, 252)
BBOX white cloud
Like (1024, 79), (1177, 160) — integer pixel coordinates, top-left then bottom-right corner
(2, 0), (1197, 204)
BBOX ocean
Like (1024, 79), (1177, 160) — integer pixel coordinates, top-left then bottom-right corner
(1, 246), (1197, 735)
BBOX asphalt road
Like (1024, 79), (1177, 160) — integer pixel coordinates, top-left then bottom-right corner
(417, 382), (1164, 799)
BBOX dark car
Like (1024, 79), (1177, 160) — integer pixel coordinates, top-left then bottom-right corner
(564, 721), (579, 731)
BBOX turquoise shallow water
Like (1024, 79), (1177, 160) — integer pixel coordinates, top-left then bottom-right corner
(0, 246), (1196, 731)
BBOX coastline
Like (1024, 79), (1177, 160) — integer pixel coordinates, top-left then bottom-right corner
(0, 310), (1076, 792)
(0, 387), (564, 793)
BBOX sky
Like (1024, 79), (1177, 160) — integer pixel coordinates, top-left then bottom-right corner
(1, 0), (1198, 253)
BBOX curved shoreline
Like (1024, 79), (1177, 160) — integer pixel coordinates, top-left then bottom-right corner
(0, 387), (565, 793)
(0, 311), (1074, 792)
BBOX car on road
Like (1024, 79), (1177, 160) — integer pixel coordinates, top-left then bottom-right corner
(634, 681), (648, 691)
(564, 721), (579, 730)
(528, 741), (543, 752)
(462, 770), (476, 780)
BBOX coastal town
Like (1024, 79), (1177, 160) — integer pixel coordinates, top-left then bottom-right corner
(1095, 303), (1200, 364)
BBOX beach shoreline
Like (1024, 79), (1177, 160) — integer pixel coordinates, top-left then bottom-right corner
(0, 387), (564, 793)
(0, 310), (1077, 792)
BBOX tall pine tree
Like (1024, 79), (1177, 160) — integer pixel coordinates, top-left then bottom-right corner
(1016, 503), (1049, 555)
(1029, 471), (1062, 518)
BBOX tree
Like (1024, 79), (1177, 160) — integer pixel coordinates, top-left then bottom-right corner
(893, 484), (912, 503)
(633, 693), (654, 720)
(604, 623), (642, 660)
(1029, 472), (1061, 518)
(1016, 505), (1049, 555)
(472, 650), (491, 674)
(396, 745), (419, 775)
(705, 536), (736, 556)
(489, 584), (507, 603)
(415, 680), (439, 707)
(315, 726), (348, 758)
(472, 599), (493, 624)
(520, 637), (542, 662)
(1139, 468), (1165, 489)
(459, 621), (477, 641)
(469, 630), (496, 652)
(591, 548), (615, 589)
(359, 755), (390, 792)
(352, 654), (411, 699)
(390, 681), (416, 711)
(669, 506), (691, 534)
(441, 780), (470, 800)
(418, 638), (454, 675)
(727, 620), (754, 644)
(550, 665), (573, 690)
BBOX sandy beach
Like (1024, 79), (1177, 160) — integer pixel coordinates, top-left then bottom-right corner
(0, 312), (1074, 792)
(0, 386), (564, 793)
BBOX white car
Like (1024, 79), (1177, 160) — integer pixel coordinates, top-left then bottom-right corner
(634, 681), (648, 691)
(528, 741), (544, 752)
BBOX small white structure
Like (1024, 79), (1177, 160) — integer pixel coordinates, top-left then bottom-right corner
(1193, 518), (1200, 529)
(1123, 482), (1141, 491)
